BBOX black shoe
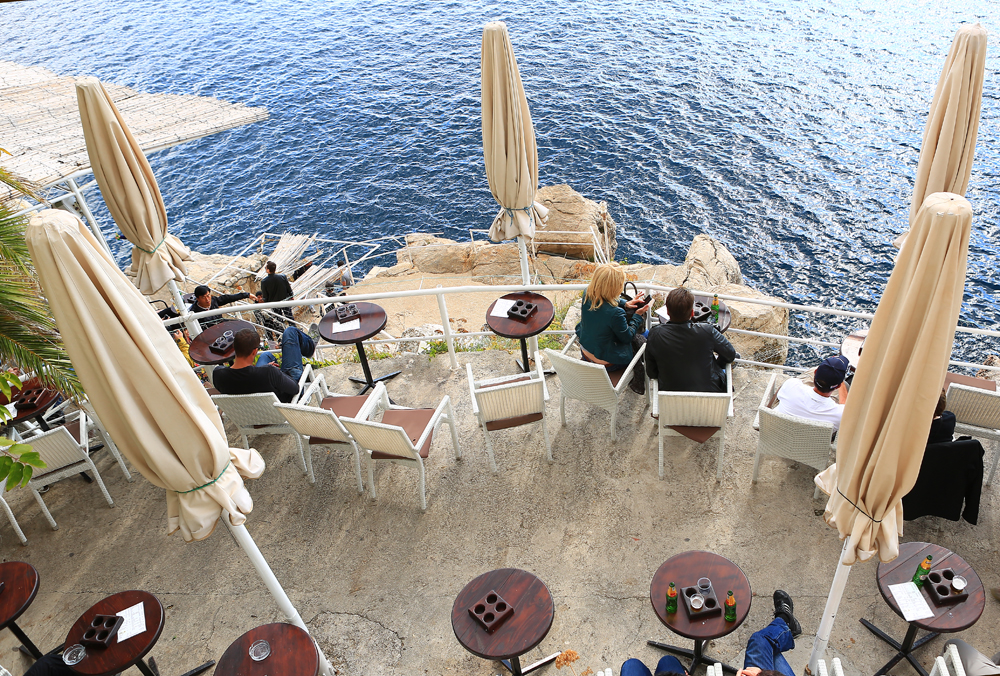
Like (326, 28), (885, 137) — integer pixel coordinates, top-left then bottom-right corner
(773, 590), (802, 637)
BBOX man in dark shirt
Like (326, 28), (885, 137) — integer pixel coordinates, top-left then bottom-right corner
(645, 287), (737, 393)
(189, 284), (251, 329)
(260, 260), (295, 323)
(213, 327), (315, 403)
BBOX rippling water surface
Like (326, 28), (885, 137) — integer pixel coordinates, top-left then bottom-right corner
(3, 0), (999, 361)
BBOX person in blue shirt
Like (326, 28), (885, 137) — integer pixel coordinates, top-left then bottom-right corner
(574, 263), (649, 394)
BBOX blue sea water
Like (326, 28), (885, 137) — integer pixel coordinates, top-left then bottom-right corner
(2, 0), (999, 361)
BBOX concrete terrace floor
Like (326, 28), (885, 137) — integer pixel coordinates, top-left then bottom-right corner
(0, 350), (997, 676)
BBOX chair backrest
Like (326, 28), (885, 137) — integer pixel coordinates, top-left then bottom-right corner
(212, 393), (286, 428)
(758, 407), (834, 469)
(658, 392), (730, 427)
(472, 377), (546, 424)
(544, 349), (618, 408)
(947, 384), (1000, 429)
(274, 402), (348, 443)
(339, 417), (418, 461)
(27, 425), (87, 474)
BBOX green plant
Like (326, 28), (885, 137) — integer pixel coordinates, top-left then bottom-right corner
(0, 372), (45, 489)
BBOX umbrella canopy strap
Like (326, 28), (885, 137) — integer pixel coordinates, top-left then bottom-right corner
(133, 236), (167, 255)
(504, 205), (532, 219)
(176, 461), (230, 494)
(837, 488), (883, 523)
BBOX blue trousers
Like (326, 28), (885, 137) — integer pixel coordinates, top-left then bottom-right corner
(255, 326), (315, 383)
(744, 618), (795, 676)
(621, 655), (686, 676)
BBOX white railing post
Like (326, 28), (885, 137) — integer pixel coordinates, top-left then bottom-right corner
(66, 177), (114, 257)
(435, 285), (458, 369)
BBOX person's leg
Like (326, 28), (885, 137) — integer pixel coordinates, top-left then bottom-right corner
(943, 639), (1000, 676)
(653, 654), (687, 675)
(255, 352), (277, 367)
(744, 618), (795, 676)
(279, 326), (314, 382)
(620, 658), (654, 676)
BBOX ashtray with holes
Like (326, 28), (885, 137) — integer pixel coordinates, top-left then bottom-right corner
(681, 584), (722, 618)
(209, 336), (234, 355)
(468, 590), (514, 633)
(80, 615), (124, 648)
(924, 568), (968, 606)
(506, 300), (537, 321)
(335, 304), (361, 323)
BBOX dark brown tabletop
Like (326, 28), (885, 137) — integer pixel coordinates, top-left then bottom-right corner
(657, 295), (731, 333)
(840, 328), (868, 369)
(944, 372), (997, 392)
(0, 562), (39, 629)
(188, 320), (256, 366)
(0, 379), (60, 428)
(65, 590), (165, 676)
(215, 623), (318, 676)
(876, 542), (984, 633)
(650, 551), (751, 641)
(485, 293), (555, 340)
(318, 302), (387, 344)
(452, 568), (554, 663)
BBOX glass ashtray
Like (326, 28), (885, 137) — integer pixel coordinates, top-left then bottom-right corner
(63, 644), (87, 666)
(249, 639), (271, 662)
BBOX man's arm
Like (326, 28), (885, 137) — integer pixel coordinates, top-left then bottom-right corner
(267, 367), (300, 398)
(216, 292), (251, 306)
(712, 327), (737, 364)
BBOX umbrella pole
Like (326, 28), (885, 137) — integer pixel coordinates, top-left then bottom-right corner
(223, 516), (334, 676)
(807, 541), (853, 674)
(167, 279), (202, 338)
(517, 235), (530, 285)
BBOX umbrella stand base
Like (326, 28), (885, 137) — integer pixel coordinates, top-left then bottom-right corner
(860, 619), (937, 676)
(648, 639), (740, 674)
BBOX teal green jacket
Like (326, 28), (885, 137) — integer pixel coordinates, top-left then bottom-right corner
(574, 294), (645, 365)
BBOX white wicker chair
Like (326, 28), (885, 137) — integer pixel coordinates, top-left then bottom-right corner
(931, 643), (966, 676)
(78, 400), (133, 482)
(651, 363), (733, 480)
(753, 374), (835, 498)
(0, 486), (27, 545)
(274, 374), (380, 490)
(946, 383), (1000, 485)
(22, 410), (115, 530)
(543, 343), (646, 442)
(339, 383), (461, 511)
(467, 352), (550, 472)
(817, 658), (846, 676)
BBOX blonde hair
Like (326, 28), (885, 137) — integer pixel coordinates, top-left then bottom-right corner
(585, 263), (626, 310)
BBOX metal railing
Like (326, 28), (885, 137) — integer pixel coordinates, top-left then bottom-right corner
(162, 281), (1000, 374)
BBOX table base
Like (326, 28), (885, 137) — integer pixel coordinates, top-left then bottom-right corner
(350, 341), (401, 394)
(500, 651), (561, 676)
(8, 621), (43, 659)
(860, 619), (938, 676)
(348, 371), (401, 395)
(648, 638), (740, 674)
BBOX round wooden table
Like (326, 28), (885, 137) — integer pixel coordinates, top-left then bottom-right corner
(187, 320), (256, 366)
(452, 568), (560, 676)
(0, 378), (61, 432)
(485, 292), (555, 373)
(319, 302), (399, 394)
(839, 328), (868, 370)
(64, 590), (165, 676)
(0, 562), (43, 659)
(657, 295), (731, 333)
(215, 623), (318, 676)
(861, 542), (985, 676)
(647, 551), (752, 674)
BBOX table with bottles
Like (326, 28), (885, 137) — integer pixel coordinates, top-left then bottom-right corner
(647, 550), (751, 674)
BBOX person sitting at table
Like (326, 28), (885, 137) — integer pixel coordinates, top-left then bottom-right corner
(943, 639), (1000, 676)
(772, 355), (850, 431)
(928, 390), (956, 444)
(213, 327), (315, 403)
(23, 649), (77, 676)
(620, 591), (802, 676)
(574, 263), (649, 395)
(188, 285), (252, 329)
(645, 287), (736, 394)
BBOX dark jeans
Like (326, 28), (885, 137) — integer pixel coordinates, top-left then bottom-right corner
(621, 655), (686, 676)
(744, 617), (795, 676)
(255, 326), (315, 383)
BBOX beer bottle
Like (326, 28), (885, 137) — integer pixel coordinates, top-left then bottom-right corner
(724, 590), (737, 622)
(666, 582), (678, 614)
(912, 555), (933, 587)
(711, 294), (720, 323)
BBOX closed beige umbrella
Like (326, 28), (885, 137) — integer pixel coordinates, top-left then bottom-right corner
(482, 21), (548, 283)
(809, 192), (973, 670)
(894, 24), (986, 248)
(76, 77), (192, 295)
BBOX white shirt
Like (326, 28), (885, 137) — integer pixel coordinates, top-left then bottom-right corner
(773, 378), (845, 430)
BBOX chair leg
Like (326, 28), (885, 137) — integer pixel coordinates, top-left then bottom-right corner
(988, 441), (999, 485)
(751, 445), (763, 484)
(31, 488), (58, 530)
(350, 442), (364, 494)
(715, 427), (726, 481)
(303, 437), (315, 485)
(293, 434), (308, 476)
(560, 394), (566, 426)
(367, 455), (377, 500)
(481, 422), (498, 474)
(813, 484), (821, 500)
(610, 409), (618, 442)
(0, 497), (27, 545)
(87, 461), (115, 507)
(542, 416), (552, 464)
(240, 431), (249, 450)
(658, 426), (665, 479)
(417, 458), (427, 511)
(446, 402), (461, 459)
(102, 432), (133, 482)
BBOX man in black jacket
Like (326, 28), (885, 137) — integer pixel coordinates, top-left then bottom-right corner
(260, 260), (295, 322)
(189, 285), (251, 329)
(646, 287), (736, 393)
(213, 328), (315, 403)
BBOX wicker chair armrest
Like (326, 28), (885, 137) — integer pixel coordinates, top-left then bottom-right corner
(413, 395), (452, 452)
(466, 363), (480, 415)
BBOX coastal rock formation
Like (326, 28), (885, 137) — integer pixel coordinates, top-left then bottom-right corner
(706, 283), (789, 365)
(534, 183), (617, 259)
(680, 234), (743, 288)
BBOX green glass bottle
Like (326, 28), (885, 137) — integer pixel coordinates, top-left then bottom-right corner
(711, 294), (720, 323)
(724, 590), (737, 622)
(666, 582), (678, 614)
(912, 555), (933, 587)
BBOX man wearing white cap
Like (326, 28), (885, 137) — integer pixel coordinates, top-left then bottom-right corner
(773, 355), (850, 431)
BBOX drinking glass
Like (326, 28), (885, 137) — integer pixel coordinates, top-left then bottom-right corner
(63, 645), (87, 666)
(249, 639), (271, 662)
(697, 577), (712, 593)
(690, 594), (705, 610)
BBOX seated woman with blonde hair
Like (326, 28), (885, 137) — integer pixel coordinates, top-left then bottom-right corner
(574, 263), (649, 394)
